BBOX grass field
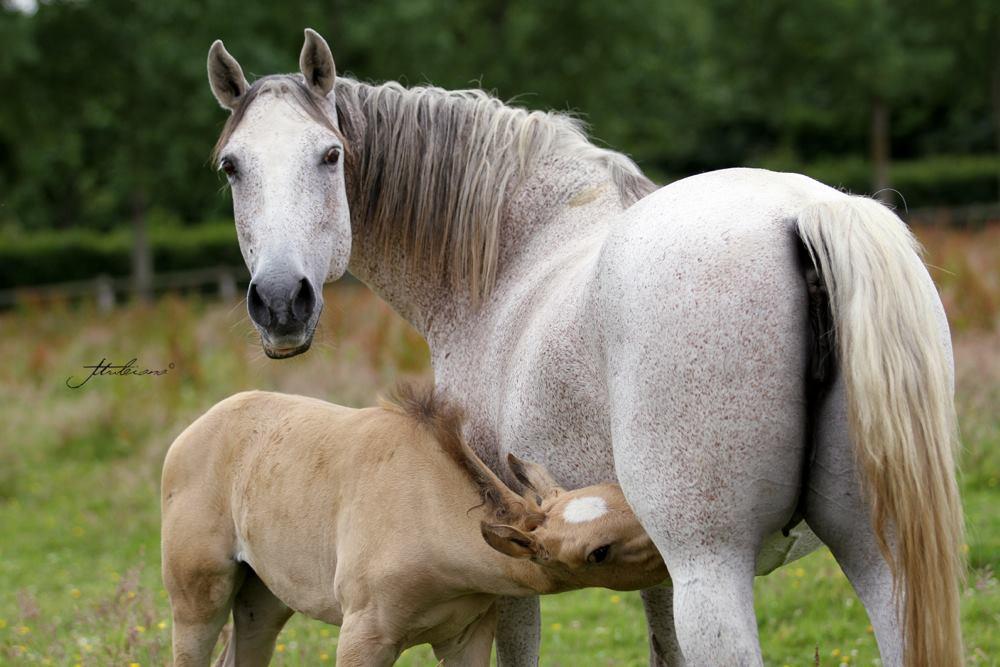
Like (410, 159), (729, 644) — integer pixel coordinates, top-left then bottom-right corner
(1, 225), (997, 666)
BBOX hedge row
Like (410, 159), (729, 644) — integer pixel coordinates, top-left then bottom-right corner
(0, 222), (243, 290)
(754, 154), (1000, 208)
(1, 154), (997, 290)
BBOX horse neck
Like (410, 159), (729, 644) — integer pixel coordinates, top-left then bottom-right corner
(347, 154), (621, 342)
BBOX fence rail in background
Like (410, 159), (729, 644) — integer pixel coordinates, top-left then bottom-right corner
(903, 202), (1000, 227)
(0, 266), (250, 311)
(0, 202), (996, 312)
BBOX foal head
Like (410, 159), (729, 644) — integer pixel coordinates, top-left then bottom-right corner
(481, 454), (668, 592)
(207, 29), (350, 359)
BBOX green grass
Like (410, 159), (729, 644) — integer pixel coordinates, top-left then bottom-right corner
(1, 225), (998, 665)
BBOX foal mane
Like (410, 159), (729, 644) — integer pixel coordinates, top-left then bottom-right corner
(382, 383), (539, 525)
(334, 78), (657, 300)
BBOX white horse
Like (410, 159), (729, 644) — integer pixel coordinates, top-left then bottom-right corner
(206, 29), (964, 666)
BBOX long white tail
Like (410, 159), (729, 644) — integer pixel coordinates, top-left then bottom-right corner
(796, 196), (964, 667)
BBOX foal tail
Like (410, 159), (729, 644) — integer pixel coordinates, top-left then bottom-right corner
(796, 196), (964, 667)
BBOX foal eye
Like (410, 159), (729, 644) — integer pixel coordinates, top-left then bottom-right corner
(220, 158), (237, 177)
(323, 146), (341, 166)
(587, 544), (611, 564)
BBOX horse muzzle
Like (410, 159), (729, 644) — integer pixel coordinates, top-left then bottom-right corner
(246, 273), (321, 359)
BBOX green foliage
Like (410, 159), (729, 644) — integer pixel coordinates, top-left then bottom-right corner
(754, 154), (1000, 208)
(3, 152), (996, 290)
(0, 221), (241, 289)
(0, 0), (997, 236)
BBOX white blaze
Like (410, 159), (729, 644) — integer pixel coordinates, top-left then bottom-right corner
(562, 496), (609, 524)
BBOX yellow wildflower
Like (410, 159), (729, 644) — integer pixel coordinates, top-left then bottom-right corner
(610, 594), (621, 604)
(276, 643), (286, 653)
(70, 588), (81, 599)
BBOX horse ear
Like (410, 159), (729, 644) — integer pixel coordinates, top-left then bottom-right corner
(299, 28), (336, 97)
(207, 40), (249, 112)
(481, 522), (540, 560)
(507, 453), (564, 501)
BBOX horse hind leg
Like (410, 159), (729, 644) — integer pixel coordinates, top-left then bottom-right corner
(610, 417), (773, 667)
(804, 375), (903, 667)
(214, 566), (294, 667)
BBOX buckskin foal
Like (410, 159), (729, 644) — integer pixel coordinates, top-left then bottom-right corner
(161, 386), (667, 666)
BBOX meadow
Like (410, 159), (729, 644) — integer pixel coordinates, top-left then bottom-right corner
(0, 224), (997, 666)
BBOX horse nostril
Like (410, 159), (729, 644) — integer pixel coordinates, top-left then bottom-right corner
(291, 278), (316, 322)
(247, 282), (272, 328)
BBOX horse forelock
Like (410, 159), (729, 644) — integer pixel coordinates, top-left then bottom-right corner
(210, 74), (349, 166)
(332, 77), (656, 301)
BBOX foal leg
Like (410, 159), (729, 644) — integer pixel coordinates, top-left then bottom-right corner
(494, 596), (540, 667)
(433, 603), (497, 666)
(641, 586), (685, 666)
(213, 568), (294, 667)
(336, 613), (399, 667)
(164, 556), (241, 667)
(805, 376), (902, 667)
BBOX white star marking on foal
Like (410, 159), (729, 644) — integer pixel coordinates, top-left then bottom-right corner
(562, 496), (609, 524)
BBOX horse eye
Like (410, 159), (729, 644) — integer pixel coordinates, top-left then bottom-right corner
(587, 544), (611, 564)
(323, 146), (341, 166)
(220, 158), (237, 177)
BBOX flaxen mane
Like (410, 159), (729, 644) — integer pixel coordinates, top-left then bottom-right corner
(383, 383), (541, 526)
(212, 74), (657, 300)
(334, 78), (656, 299)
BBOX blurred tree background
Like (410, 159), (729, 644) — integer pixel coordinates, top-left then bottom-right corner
(0, 0), (997, 287)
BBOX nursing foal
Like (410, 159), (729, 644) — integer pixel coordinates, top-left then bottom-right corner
(161, 386), (667, 666)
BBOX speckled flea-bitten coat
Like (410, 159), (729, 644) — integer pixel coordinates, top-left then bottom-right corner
(205, 30), (965, 667)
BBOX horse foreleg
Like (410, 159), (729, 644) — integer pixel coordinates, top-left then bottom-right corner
(641, 586), (685, 666)
(494, 595), (540, 667)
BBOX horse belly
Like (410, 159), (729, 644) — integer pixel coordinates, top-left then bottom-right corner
(496, 304), (615, 489)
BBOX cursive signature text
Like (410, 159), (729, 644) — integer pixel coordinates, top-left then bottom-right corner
(66, 358), (175, 389)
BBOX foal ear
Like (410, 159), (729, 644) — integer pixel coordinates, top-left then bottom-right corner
(299, 28), (337, 97)
(207, 40), (249, 112)
(507, 453), (564, 501)
(481, 522), (540, 560)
